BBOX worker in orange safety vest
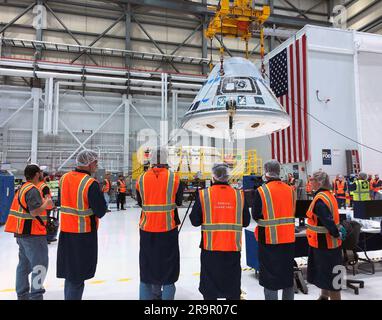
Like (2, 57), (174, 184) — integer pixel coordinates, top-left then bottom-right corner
(57, 149), (107, 300)
(190, 163), (250, 300)
(252, 160), (296, 300)
(136, 147), (184, 300)
(306, 171), (346, 300)
(4, 164), (53, 300)
(117, 175), (127, 211)
(102, 172), (112, 212)
(333, 175), (347, 209)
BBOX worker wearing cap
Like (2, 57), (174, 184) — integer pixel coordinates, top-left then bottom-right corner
(57, 150), (107, 300)
(252, 160), (296, 300)
(136, 148), (184, 300)
(4, 164), (53, 300)
(190, 163), (250, 300)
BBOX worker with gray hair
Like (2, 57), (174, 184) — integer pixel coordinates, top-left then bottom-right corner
(306, 170), (346, 300)
(136, 147), (184, 300)
(190, 163), (250, 300)
(252, 159), (296, 300)
(57, 149), (107, 300)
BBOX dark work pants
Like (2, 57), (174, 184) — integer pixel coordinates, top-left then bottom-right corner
(64, 279), (85, 300)
(117, 193), (126, 210)
(336, 195), (346, 209)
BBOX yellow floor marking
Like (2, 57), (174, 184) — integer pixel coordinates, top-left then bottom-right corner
(192, 272), (200, 276)
(118, 278), (132, 282)
(0, 288), (15, 293)
(89, 280), (106, 285)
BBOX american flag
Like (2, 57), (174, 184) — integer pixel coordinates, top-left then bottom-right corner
(269, 34), (309, 164)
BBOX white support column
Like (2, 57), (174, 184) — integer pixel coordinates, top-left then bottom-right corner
(353, 31), (364, 170)
(31, 87), (41, 164)
(160, 73), (168, 147)
(123, 93), (131, 176)
(172, 91), (178, 131)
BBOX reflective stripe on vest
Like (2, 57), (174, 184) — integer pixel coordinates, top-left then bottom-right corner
(8, 210), (48, 221)
(142, 204), (177, 212)
(139, 170), (176, 231)
(256, 217), (295, 227)
(307, 223), (341, 233)
(60, 174), (94, 233)
(201, 188), (243, 251)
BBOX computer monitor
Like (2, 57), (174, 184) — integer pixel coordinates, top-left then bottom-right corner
(353, 200), (382, 219)
(295, 200), (312, 226)
(364, 201), (382, 218)
(295, 200), (311, 218)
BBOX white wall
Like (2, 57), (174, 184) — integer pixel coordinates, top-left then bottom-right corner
(358, 51), (382, 174)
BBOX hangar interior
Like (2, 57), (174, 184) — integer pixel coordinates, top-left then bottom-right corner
(1, 0), (382, 301)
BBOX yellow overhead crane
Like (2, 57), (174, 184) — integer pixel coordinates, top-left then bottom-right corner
(205, 0), (270, 74)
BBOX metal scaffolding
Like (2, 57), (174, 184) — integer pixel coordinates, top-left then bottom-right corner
(0, 0), (335, 75)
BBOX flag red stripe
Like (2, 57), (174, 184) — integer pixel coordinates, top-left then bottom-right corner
(289, 44), (297, 163)
(286, 94), (292, 163)
(302, 35), (309, 162)
(296, 39), (303, 163)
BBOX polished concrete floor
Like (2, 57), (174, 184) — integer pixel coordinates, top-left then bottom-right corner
(1, 198), (382, 300)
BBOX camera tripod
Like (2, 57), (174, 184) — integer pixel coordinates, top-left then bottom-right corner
(179, 181), (200, 232)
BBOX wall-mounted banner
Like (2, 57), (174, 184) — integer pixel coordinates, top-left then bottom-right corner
(322, 149), (332, 165)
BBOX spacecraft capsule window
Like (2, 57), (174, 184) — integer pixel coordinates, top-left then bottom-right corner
(218, 77), (258, 95)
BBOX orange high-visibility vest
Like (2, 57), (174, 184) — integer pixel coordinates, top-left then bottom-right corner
(335, 180), (346, 195)
(305, 181), (313, 193)
(372, 179), (382, 192)
(59, 171), (97, 233)
(36, 181), (54, 210)
(332, 179), (338, 193)
(306, 191), (342, 249)
(4, 182), (47, 235)
(199, 185), (244, 252)
(118, 180), (127, 193)
(136, 168), (179, 232)
(102, 179), (111, 193)
(255, 181), (296, 245)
